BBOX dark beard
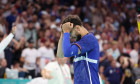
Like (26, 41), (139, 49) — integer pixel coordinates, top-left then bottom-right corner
(76, 34), (81, 41)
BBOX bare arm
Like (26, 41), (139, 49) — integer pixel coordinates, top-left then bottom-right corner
(57, 32), (64, 58)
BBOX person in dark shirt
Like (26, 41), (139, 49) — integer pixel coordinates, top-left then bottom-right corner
(6, 7), (17, 32)
(103, 60), (123, 84)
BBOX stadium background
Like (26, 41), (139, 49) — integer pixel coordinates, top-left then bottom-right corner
(0, 0), (139, 84)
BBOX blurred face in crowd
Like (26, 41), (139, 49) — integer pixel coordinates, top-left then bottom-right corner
(28, 22), (34, 29)
(1, 59), (7, 68)
(28, 42), (34, 48)
(21, 11), (27, 19)
(13, 62), (20, 69)
(103, 43), (108, 51)
(57, 57), (68, 65)
(134, 42), (139, 51)
(112, 42), (118, 50)
(45, 40), (50, 48)
(125, 42), (131, 49)
(50, 43), (55, 49)
(11, 7), (17, 15)
(101, 33), (107, 40)
(107, 55), (113, 62)
(120, 26), (125, 33)
(45, 29), (51, 37)
(111, 60), (116, 68)
(32, 15), (38, 22)
(27, 6), (34, 15)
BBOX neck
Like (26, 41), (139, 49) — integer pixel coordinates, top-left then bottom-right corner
(81, 27), (89, 38)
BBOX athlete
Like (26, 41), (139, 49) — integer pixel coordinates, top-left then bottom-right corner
(0, 26), (16, 53)
(57, 15), (102, 84)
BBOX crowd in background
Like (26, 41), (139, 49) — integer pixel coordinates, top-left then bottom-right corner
(0, 0), (140, 84)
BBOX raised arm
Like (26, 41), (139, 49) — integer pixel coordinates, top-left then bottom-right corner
(57, 32), (64, 58)
(63, 33), (80, 57)
(62, 22), (81, 57)
(0, 26), (16, 53)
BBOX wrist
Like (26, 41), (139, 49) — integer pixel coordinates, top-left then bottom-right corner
(63, 30), (70, 33)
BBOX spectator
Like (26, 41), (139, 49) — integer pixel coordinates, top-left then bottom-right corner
(103, 60), (123, 84)
(107, 41), (120, 60)
(0, 59), (7, 78)
(117, 54), (134, 84)
(133, 60), (140, 82)
(130, 42), (139, 64)
(99, 43), (109, 68)
(20, 39), (39, 78)
(24, 21), (37, 47)
(6, 6), (17, 33)
(42, 57), (72, 84)
(11, 61), (28, 78)
(123, 42), (132, 54)
(38, 39), (55, 69)
(4, 42), (13, 68)
(14, 16), (27, 41)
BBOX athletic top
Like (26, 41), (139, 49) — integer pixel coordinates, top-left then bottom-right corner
(63, 33), (100, 84)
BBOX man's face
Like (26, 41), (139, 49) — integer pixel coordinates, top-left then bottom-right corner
(1, 59), (7, 67)
(70, 26), (81, 41)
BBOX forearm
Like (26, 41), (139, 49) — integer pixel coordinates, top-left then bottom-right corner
(57, 35), (64, 58)
(0, 33), (14, 53)
(63, 33), (79, 57)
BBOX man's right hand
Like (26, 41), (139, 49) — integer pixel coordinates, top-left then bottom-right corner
(41, 69), (53, 79)
(61, 22), (73, 33)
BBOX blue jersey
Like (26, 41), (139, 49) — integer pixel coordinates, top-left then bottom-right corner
(73, 33), (100, 84)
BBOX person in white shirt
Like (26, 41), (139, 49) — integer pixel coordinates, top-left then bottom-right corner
(107, 41), (120, 60)
(38, 40), (55, 69)
(14, 16), (27, 41)
(20, 40), (39, 78)
(129, 42), (139, 64)
(42, 57), (72, 84)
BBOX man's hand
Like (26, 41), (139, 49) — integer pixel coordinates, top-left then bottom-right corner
(11, 26), (16, 34)
(41, 69), (53, 79)
(61, 22), (73, 33)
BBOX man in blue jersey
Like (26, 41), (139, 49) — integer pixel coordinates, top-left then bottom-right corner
(57, 15), (101, 84)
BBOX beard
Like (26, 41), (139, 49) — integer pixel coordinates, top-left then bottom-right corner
(76, 34), (81, 41)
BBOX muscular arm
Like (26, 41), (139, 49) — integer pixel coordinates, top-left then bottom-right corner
(57, 33), (64, 58)
(63, 33), (80, 57)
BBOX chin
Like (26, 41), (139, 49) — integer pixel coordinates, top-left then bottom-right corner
(76, 35), (81, 41)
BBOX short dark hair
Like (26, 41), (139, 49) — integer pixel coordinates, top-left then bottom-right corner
(62, 15), (82, 27)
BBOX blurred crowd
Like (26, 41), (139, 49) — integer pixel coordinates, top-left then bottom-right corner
(0, 0), (140, 84)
